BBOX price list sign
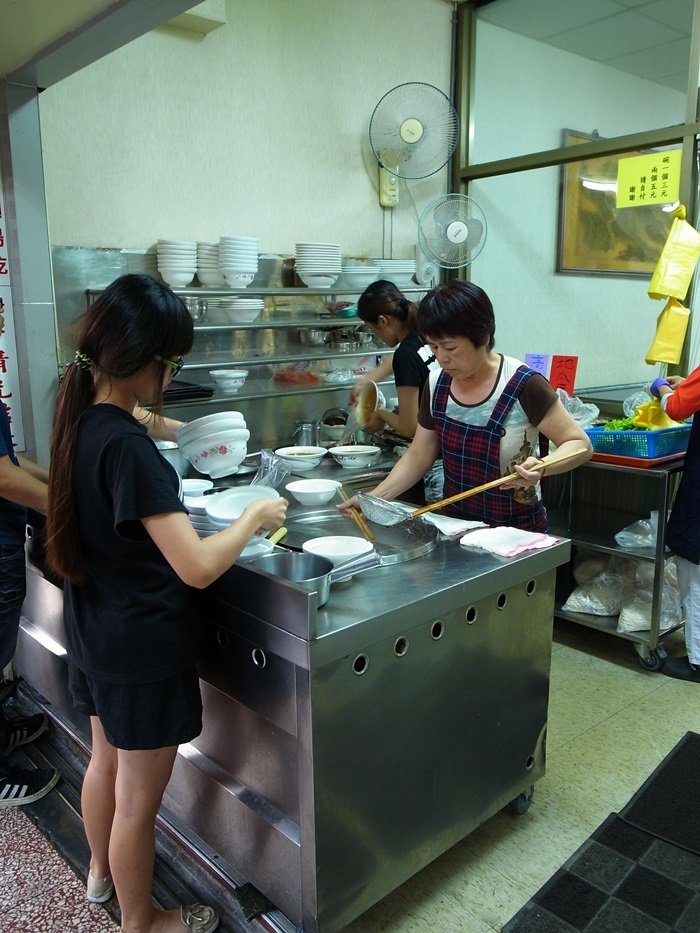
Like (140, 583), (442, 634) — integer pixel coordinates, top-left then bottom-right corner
(0, 168), (25, 449)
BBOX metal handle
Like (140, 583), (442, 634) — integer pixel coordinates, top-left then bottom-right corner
(328, 550), (381, 583)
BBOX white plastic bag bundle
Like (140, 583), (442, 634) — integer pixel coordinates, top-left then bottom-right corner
(562, 572), (626, 616)
(573, 553), (608, 585)
(617, 558), (682, 633)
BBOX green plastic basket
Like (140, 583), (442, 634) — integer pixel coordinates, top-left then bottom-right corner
(585, 424), (690, 458)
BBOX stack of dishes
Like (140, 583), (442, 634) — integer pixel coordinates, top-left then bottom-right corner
(219, 236), (259, 288)
(176, 411), (249, 479)
(295, 243), (342, 288)
(206, 296), (265, 324)
(184, 493), (218, 537)
(204, 486), (281, 558)
(196, 242), (226, 288)
(339, 263), (377, 289)
(157, 240), (197, 288)
(373, 258), (416, 287)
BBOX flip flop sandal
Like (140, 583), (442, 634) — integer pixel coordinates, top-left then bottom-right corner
(180, 903), (219, 932)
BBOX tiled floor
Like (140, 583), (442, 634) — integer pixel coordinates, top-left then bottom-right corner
(2, 619), (698, 933)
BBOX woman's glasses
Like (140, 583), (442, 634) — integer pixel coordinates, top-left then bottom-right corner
(154, 354), (184, 377)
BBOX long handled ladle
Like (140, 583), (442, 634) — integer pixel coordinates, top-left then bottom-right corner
(358, 446), (589, 527)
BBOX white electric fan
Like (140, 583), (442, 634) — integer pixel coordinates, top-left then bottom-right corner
(369, 82), (459, 180)
(417, 193), (488, 271)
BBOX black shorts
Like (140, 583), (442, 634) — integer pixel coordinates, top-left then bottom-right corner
(68, 662), (203, 751)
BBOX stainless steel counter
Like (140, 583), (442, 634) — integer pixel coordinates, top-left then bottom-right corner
(16, 530), (570, 932)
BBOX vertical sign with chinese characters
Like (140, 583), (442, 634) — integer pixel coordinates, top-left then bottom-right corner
(616, 149), (682, 209)
(549, 355), (578, 396)
(0, 168), (25, 449)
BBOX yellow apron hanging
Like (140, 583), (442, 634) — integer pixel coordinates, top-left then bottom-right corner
(645, 297), (691, 365)
(648, 204), (700, 301)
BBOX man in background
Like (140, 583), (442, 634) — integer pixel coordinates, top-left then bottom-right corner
(0, 401), (60, 806)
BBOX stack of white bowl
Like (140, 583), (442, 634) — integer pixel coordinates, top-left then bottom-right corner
(184, 493), (218, 537)
(339, 262), (378, 290)
(157, 240), (197, 288)
(196, 242), (227, 288)
(176, 411), (249, 479)
(219, 236), (259, 288)
(374, 258), (417, 287)
(295, 243), (342, 288)
(206, 296), (265, 325)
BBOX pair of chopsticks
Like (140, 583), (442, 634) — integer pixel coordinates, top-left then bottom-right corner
(337, 486), (376, 542)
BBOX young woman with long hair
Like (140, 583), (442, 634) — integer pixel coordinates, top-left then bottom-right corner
(47, 273), (287, 933)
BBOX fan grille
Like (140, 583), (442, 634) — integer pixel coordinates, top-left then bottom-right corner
(369, 82), (459, 180)
(418, 195), (488, 269)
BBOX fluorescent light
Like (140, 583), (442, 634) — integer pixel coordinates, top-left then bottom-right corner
(581, 179), (617, 192)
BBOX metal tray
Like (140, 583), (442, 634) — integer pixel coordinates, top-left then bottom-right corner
(280, 506), (439, 564)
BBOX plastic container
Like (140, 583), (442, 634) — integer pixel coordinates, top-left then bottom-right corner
(585, 424), (690, 458)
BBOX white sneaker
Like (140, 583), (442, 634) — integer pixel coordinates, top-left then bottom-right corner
(87, 870), (114, 903)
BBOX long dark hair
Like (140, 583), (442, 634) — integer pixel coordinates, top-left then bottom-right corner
(357, 279), (419, 332)
(417, 280), (495, 350)
(46, 274), (193, 583)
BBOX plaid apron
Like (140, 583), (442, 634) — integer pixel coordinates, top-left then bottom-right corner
(431, 366), (548, 531)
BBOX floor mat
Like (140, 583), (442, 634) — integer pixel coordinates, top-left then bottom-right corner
(619, 731), (700, 856)
(502, 734), (700, 932)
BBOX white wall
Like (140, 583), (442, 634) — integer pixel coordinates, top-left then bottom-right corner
(468, 22), (686, 389)
(37, 0), (452, 259)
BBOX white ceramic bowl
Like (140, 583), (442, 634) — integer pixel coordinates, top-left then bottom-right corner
(298, 274), (339, 288)
(339, 270), (378, 288)
(209, 369), (249, 394)
(176, 412), (246, 446)
(159, 270), (195, 288)
(182, 478), (214, 497)
(356, 382), (387, 428)
(182, 428), (250, 478)
(274, 445), (327, 472)
(154, 440), (189, 477)
(302, 535), (374, 567)
(328, 445), (381, 470)
(205, 485), (280, 529)
(285, 479), (341, 506)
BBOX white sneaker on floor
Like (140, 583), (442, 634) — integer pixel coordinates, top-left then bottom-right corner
(180, 903), (219, 932)
(86, 869), (114, 903)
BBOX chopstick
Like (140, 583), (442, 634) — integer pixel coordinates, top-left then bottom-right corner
(337, 486), (376, 542)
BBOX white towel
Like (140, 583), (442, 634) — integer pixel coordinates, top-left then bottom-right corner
(390, 503), (487, 538)
(459, 526), (559, 558)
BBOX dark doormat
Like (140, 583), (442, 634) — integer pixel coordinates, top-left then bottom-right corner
(619, 731), (700, 856)
(502, 732), (700, 933)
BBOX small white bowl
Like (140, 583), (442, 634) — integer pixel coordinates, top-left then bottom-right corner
(182, 478), (214, 497)
(159, 270), (195, 288)
(209, 369), (249, 394)
(328, 444), (382, 470)
(182, 427), (250, 478)
(302, 535), (374, 579)
(274, 446), (327, 473)
(298, 274), (339, 288)
(285, 479), (341, 506)
(176, 411), (246, 446)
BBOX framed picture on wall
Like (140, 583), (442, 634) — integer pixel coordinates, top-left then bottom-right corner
(556, 129), (672, 276)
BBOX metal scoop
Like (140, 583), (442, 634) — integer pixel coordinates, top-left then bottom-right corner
(358, 446), (589, 527)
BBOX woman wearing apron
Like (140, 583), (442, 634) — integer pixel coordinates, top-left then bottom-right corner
(340, 280), (591, 532)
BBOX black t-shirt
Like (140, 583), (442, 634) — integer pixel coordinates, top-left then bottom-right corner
(392, 334), (436, 396)
(63, 404), (196, 684)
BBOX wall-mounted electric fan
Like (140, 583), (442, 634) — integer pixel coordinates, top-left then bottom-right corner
(369, 82), (459, 207)
(417, 194), (488, 272)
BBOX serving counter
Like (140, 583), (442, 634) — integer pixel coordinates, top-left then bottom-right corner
(16, 525), (570, 932)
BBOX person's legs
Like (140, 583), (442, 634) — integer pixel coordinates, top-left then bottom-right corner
(82, 716), (117, 881)
(110, 744), (179, 932)
(0, 545), (26, 728)
(664, 556), (700, 682)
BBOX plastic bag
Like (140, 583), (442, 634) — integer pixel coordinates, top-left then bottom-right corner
(573, 553), (609, 585)
(250, 449), (292, 490)
(632, 399), (683, 429)
(648, 204), (700, 301)
(614, 518), (656, 549)
(555, 388), (599, 429)
(617, 559), (682, 633)
(623, 388), (652, 418)
(645, 298), (691, 365)
(562, 572), (626, 616)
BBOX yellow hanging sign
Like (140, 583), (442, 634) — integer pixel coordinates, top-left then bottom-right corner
(616, 149), (681, 209)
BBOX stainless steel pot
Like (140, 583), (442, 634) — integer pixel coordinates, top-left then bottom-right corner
(250, 549), (380, 607)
